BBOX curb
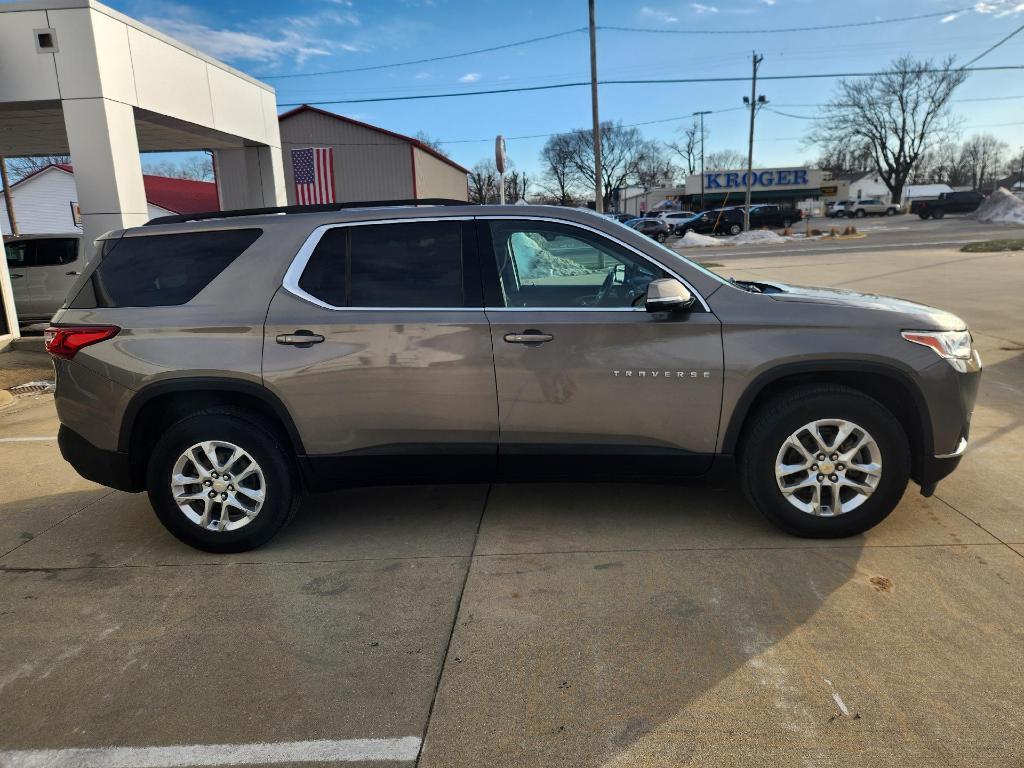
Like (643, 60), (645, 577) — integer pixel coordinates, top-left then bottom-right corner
(0, 390), (14, 410)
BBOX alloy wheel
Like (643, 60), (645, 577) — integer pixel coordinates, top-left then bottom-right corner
(171, 440), (266, 531)
(774, 419), (882, 517)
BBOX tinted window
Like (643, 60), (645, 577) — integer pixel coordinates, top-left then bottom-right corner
(489, 221), (665, 309)
(298, 221), (464, 308)
(4, 238), (77, 267)
(73, 229), (261, 308)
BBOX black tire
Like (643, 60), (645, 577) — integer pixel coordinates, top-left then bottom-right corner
(680, 226), (693, 236)
(782, 218), (792, 228)
(918, 211), (930, 220)
(656, 231), (667, 243)
(854, 209), (866, 218)
(739, 384), (910, 538)
(728, 223), (742, 236)
(146, 408), (299, 552)
(932, 208), (945, 219)
(885, 208), (896, 216)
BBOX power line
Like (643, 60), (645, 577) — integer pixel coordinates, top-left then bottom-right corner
(275, 65), (1024, 107)
(257, 28), (587, 79)
(256, 7), (984, 81)
(962, 20), (1024, 67)
(602, 7), (975, 36)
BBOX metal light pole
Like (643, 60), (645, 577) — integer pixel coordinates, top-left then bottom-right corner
(693, 110), (711, 211)
(588, 0), (603, 213)
(743, 52), (764, 232)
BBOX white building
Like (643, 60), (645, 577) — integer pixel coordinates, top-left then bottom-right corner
(2, 163), (218, 235)
(841, 171), (891, 202)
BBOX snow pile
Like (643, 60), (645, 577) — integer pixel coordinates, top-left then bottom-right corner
(972, 187), (1024, 225)
(678, 231), (722, 247)
(730, 229), (788, 245)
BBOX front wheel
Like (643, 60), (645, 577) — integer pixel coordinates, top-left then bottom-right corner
(655, 231), (667, 243)
(886, 208), (896, 216)
(932, 208), (945, 219)
(728, 223), (742, 236)
(146, 409), (299, 552)
(740, 384), (910, 538)
(855, 209), (866, 218)
(782, 218), (792, 228)
(918, 211), (931, 220)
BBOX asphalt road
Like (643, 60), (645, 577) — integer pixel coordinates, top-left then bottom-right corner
(1, 238), (1022, 767)
(674, 212), (1022, 259)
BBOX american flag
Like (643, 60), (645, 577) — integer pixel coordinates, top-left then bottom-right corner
(292, 147), (336, 205)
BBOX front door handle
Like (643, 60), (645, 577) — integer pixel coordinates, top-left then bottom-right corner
(276, 330), (325, 348)
(9, 273), (23, 279)
(503, 330), (554, 345)
(66, 271), (80, 276)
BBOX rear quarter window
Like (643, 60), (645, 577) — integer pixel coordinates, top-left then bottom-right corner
(71, 229), (261, 308)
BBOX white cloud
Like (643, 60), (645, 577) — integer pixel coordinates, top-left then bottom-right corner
(761, 0), (776, 5)
(414, 71), (432, 79)
(996, 1), (1024, 16)
(941, 13), (959, 22)
(458, 72), (480, 83)
(141, 17), (333, 64)
(640, 6), (680, 23)
(691, 3), (719, 13)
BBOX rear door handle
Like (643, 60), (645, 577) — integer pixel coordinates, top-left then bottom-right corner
(65, 271), (80, 276)
(503, 330), (554, 345)
(276, 330), (325, 348)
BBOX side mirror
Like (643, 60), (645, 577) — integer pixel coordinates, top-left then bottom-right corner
(645, 278), (695, 313)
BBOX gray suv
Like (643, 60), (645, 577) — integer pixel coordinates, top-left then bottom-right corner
(46, 200), (981, 552)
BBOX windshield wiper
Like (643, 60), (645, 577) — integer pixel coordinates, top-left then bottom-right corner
(729, 278), (763, 293)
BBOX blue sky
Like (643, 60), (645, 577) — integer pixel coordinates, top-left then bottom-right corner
(74, 0), (1024, 174)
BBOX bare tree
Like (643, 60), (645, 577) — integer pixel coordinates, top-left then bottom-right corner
(960, 133), (1008, 190)
(142, 155), (213, 181)
(704, 149), (747, 171)
(4, 155), (71, 182)
(566, 121), (650, 210)
(635, 141), (675, 211)
(503, 168), (530, 203)
(415, 131), (449, 158)
(812, 143), (873, 178)
(468, 158), (499, 204)
(539, 133), (577, 206)
(666, 118), (703, 176)
(808, 55), (967, 204)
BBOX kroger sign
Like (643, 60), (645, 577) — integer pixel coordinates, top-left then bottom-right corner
(685, 168), (823, 196)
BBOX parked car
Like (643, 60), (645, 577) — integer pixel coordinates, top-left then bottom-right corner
(656, 210), (697, 228)
(48, 200), (980, 551)
(675, 208), (744, 236)
(629, 216), (673, 242)
(846, 199), (900, 218)
(828, 202), (850, 218)
(916, 191), (985, 219)
(748, 204), (803, 228)
(3, 233), (85, 324)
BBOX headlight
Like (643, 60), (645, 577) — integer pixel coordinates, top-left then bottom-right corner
(902, 330), (975, 371)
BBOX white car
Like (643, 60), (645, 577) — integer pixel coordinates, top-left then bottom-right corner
(655, 210), (697, 228)
(4, 233), (85, 324)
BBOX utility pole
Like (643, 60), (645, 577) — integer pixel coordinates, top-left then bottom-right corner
(693, 110), (711, 211)
(1018, 145), (1023, 191)
(588, 0), (603, 213)
(0, 158), (19, 236)
(743, 52), (764, 232)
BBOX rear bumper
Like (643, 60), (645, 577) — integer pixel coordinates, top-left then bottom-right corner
(58, 425), (141, 492)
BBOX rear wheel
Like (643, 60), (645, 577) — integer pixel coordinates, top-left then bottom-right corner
(782, 218), (792, 228)
(655, 231), (667, 243)
(728, 223), (742, 236)
(885, 208), (896, 216)
(740, 384), (910, 538)
(855, 209), (866, 218)
(918, 211), (931, 219)
(932, 208), (946, 219)
(146, 409), (299, 552)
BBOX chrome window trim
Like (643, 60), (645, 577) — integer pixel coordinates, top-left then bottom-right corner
(281, 213), (711, 313)
(282, 217), (475, 312)
(479, 215), (711, 312)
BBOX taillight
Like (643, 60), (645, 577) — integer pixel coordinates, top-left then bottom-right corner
(44, 326), (120, 360)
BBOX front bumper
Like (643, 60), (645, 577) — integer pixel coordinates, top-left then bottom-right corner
(58, 425), (141, 492)
(915, 351), (980, 496)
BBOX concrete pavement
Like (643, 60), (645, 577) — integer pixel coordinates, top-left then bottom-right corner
(1, 240), (1022, 767)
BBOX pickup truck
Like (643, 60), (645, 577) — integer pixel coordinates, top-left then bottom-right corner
(915, 191), (985, 219)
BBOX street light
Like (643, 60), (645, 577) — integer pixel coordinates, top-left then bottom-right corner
(692, 110), (711, 211)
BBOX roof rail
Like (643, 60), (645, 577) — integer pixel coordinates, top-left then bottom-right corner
(144, 198), (474, 226)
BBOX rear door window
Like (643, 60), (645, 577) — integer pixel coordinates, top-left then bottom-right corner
(297, 220), (465, 308)
(33, 238), (78, 266)
(71, 229), (261, 308)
